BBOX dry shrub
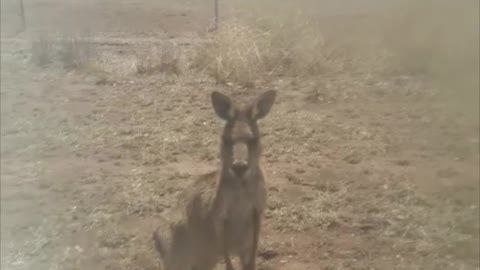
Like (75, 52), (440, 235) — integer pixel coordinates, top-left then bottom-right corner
(194, 15), (339, 87)
(30, 35), (98, 71)
(210, 0), (478, 106)
(58, 37), (96, 70)
(257, 13), (338, 75)
(31, 35), (53, 67)
(135, 44), (181, 75)
(194, 20), (267, 86)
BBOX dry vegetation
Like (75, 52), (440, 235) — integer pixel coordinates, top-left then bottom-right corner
(30, 34), (98, 70)
(194, 0), (479, 96)
(135, 43), (181, 76)
(1, 0), (478, 270)
(193, 16), (340, 87)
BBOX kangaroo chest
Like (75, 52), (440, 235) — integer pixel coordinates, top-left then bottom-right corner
(228, 187), (257, 221)
(222, 179), (266, 248)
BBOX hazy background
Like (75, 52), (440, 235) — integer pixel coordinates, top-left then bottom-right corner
(1, 1), (478, 270)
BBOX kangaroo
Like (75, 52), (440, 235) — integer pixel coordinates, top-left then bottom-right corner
(153, 90), (277, 270)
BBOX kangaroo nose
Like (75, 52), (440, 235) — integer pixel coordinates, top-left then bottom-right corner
(232, 161), (248, 176)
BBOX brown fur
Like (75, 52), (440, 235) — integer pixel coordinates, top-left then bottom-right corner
(153, 90), (276, 270)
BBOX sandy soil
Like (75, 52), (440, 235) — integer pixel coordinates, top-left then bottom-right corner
(1, 1), (479, 270)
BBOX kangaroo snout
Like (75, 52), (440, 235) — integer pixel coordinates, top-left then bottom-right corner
(232, 160), (248, 176)
(232, 142), (248, 176)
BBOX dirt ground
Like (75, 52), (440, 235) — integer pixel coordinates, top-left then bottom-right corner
(1, 1), (479, 270)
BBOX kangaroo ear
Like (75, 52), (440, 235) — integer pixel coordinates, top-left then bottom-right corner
(211, 91), (234, 120)
(251, 90), (276, 120)
(152, 230), (167, 259)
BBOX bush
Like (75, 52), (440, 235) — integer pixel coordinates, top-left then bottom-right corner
(31, 35), (53, 67)
(193, 15), (339, 87)
(58, 37), (96, 70)
(135, 44), (181, 75)
(30, 34), (98, 71)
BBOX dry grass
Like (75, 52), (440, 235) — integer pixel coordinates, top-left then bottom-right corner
(58, 37), (96, 70)
(135, 44), (181, 76)
(31, 35), (53, 67)
(195, 0), (479, 104)
(194, 20), (267, 87)
(193, 15), (341, 87)
(30, 34), (98, 71)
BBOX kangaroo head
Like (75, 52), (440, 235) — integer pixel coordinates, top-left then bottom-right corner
(211, 90), (276, 178)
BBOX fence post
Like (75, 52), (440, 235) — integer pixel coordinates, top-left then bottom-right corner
(214, 0), (219, 30)
(19, 0), (26, 33)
